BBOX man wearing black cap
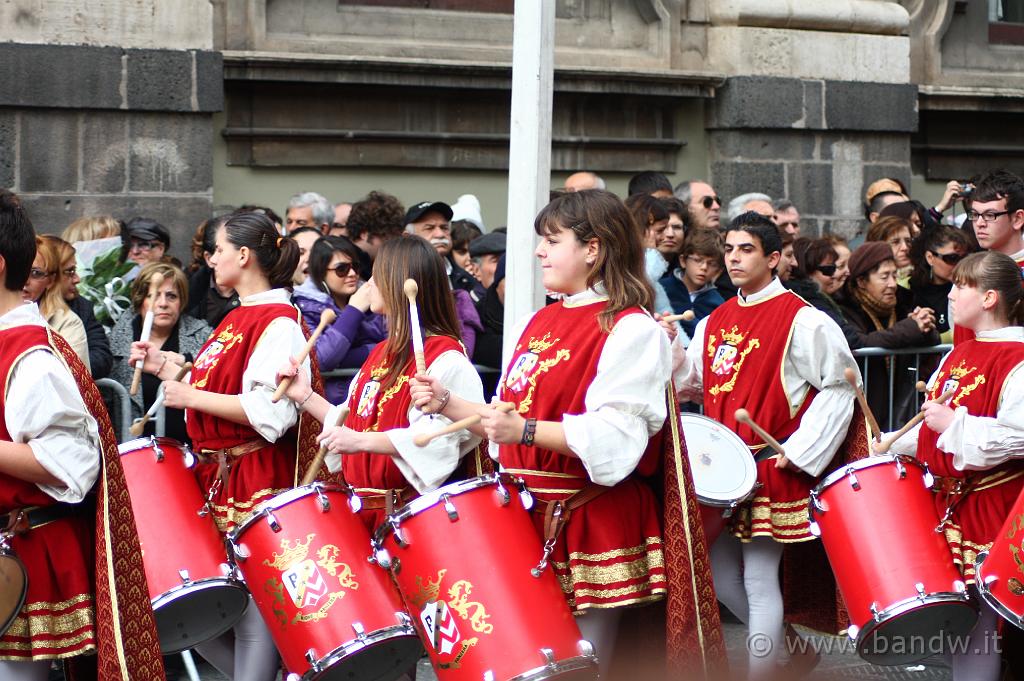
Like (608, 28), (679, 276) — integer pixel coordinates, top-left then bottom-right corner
(122, 217), (170, 267)
(406, 201), (484, 300)
(469, 231), (506, 290)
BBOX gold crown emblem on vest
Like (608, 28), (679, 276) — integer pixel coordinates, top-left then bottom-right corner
(263, 533), (315, 570)
(720, 325), (746, 346)
(949, 361), (973, 381)
(527, 332), (558, 354)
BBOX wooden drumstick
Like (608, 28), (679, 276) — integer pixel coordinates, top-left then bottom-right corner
(130, 272), (165, 395)
(661, 310), (696, 324)
(404, 279), (427, 375)
(413, 402), (515, 448)
(300, 406), (350, 487)
(844, 367), (882, 441)
(916, 381), (928, 393)
(873, 388), (956, 454)
(272, 309), (337, 403)
(129, 362), (192, 437)
(734, 408), (786, 457)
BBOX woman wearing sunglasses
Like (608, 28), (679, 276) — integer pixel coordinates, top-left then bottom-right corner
(21, 236), (91, 371)
(911, 226), (974, 344)
(292, 235), (386, 403)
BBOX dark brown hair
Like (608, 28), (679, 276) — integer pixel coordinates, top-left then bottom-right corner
(348, 191), (406, 241)
(682, 228), (723, 260)
(952, 251), (1024, 325)
(866, 216), (912, 244)
(373, 236), (462, 390)
(221, 211), (300, 289)
(534, 189), (653, 331)
(131, 261), (190, 313)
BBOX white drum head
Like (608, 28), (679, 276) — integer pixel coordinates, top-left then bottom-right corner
(681, 413), (758, 506)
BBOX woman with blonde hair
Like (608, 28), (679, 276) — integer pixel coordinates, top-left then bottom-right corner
(61, 215), (121, 244)
(22, 236), (90, 370)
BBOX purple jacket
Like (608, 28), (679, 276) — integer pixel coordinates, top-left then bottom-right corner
(453, 288), (482, 359)
(292, 280), (387, 404)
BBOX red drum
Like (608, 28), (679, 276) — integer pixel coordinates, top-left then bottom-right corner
(809, 455), (978, 664)
(230, 483), (422, 681)
(372, 473), (597, 681)
(975, 485), (1024, 629)
(118, 437), (248, 653)
(681, 414), (758, 546)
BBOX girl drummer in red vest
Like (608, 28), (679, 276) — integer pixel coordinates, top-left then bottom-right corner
(408, 190), (672, 674)
(277, 235), (484, 532)
(885, 250), (1024, 681)
(131, 210), (311, 681)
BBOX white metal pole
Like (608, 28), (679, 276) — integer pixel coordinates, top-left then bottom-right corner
(502, 0), (555, 369)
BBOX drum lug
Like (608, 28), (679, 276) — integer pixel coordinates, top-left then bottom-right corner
(577, 639), (595, 657)
(484, 672), (495, 681)
(150, 436), (164, 463)
(915, 582), (926, 600)
(347, 491), (363, 514)
(809, 490), (825, 514)
(265, 511), (281, 533)
(178, 568), (191, 584)
(847, 624), (859, 641)
(870, 602), (881, 622)
(316, 488), (331, 513)
(957, 579), (970, 593)
(374, 548), (392, 569)
(442, 493), (459, 522)
(230, 540), (249, 562)
(808, 521), (820, 537)
(923, 469), (935, 489)
(495, 482), (511, 506)
(181, 443), (196, 468)
(519, 488), (534, 511)
(396, 611), (413, 627)
(539, 648), (556, 667)
(305, 648), (321, 671)
(894, 459), (906, 479)
(846, 468), (860, 491)
(351, 621), (367, 641)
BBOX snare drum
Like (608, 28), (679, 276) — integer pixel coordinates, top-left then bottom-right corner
(680, 414), (758, 545)
(372, 473), (597, 681)
(0, 539), (26, 637)
(230, 483), (422, 681)
(118, 437), (248, 653)
(975, 486), (1024, 630)
(809, 456), (978, 664)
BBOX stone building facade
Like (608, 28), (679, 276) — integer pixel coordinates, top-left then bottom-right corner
(1, 0), (1023, 249)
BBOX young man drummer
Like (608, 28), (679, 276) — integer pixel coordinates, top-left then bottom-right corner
(0, 190), (164, 679)
(672, 211), (859, 679)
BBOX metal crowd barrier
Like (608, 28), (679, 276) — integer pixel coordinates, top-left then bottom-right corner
(96, 378), (168, 443)
(852, 343), (952, 431)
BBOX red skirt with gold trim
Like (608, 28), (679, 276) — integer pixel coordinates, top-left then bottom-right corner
(730, 454), (818, 543)
(0, 517), (95, 661)
(518, 471), (666, 613)
(194, 442), (296, 534)
(937, 473), (1024, 584)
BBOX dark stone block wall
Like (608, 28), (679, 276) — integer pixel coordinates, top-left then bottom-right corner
(708, 76), (918, 238)
(0, 43), (223, 261)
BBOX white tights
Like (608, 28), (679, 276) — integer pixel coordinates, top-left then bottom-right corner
(576, 607), (622, 678)
(710, 534), (785, 679)
(193, 597), (280, 681)
(951, 594), (1001, 681)
(0, 660), (50, 681)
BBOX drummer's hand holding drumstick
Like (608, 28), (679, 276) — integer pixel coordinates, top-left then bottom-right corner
(874, 387), (956, 453)
(129, 341), (186, 382)
(735, 408), (792, 469)
(275, 356), (331, 423)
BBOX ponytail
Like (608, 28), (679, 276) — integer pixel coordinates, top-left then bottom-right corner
(222, 211), (301, 288)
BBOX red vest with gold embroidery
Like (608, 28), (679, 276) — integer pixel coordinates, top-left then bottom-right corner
(0, 325), (63, 511)
(342, 335), (465, 490)
(954, 256), (1024, 345)
(187, 302), (298, 449)
(702, 289), (817, 447)
(498, 301), (647, 492)
(917, 338), (1024, 477)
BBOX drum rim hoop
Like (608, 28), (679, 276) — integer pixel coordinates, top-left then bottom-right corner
(975, 551), (1024, 629)
(0, 553), (27, 638)
(502, 652), (599, 681)
(373, 473), (527, 544)
(814, 454), (929, 495)
(681, 413), (758, 496)
(230, 482), (350, 539)
(301, 622), (421, 680)
(150, 576), (248, 612)
(853, 589), (976, 662)
(117, 435), (191, 456)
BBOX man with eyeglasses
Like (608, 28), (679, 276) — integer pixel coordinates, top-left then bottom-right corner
(330, 202), (352, 237)
(953, 170), (1024, 344)
(673, 179), (722, 230)
(121, 217), (170, 272)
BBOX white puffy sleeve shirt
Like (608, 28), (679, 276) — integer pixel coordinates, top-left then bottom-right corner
(672, 278), (859, 477)
(234, 290), (312, 442)
(888, 327), (1024, 471)
(324, 349), (484, 494)
(5, 303), (100, 503)
(489, 288), (672, 487)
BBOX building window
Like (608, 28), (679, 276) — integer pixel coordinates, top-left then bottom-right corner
(990, 0), (1024, 43)
(337, 0), (513, 11)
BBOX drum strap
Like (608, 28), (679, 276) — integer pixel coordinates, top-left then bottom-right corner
(353, 487), (413, 512)
(200, 438), (270, 485)
(933, 468), (1024, 531)
(0, 499), (92, 535)
(535, 484), (610, 547)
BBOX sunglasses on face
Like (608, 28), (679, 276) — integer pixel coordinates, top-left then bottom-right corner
(327, 262), (354, 277)
(129, 239), (161, 252)
(930, 250), (964, 265)
(816, 264), (838, 277)
(700, 195), (722, 210)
